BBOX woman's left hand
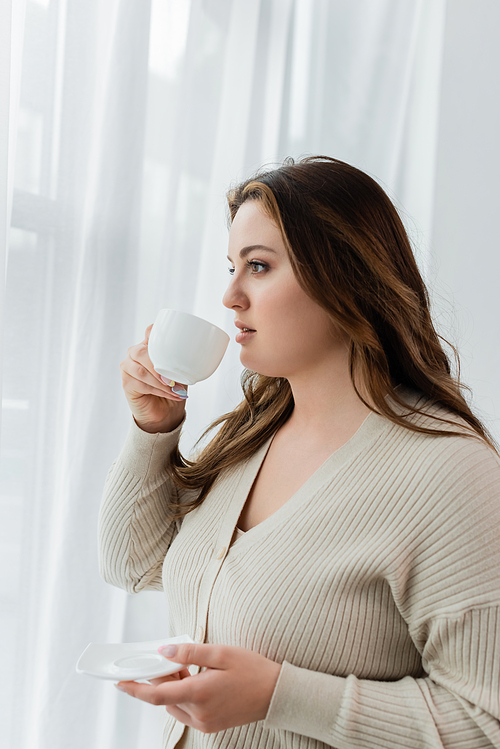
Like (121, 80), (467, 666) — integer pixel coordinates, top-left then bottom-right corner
(115, 643), (282, 733)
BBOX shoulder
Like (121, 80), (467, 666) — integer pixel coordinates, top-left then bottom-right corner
(385, 387), (499, 463)
(372, 393), (500, 619)
(371, 390), (500, 519)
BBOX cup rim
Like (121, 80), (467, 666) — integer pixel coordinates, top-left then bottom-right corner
(156, 308), (229, 339)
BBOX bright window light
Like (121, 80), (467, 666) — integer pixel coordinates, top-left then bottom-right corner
(149, 0), (191, 79)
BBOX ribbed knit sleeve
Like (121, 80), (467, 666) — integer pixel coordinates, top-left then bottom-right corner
(265, 610), (500, 747)
(98, 417), (187, 593)
(264, 436), (500, 748)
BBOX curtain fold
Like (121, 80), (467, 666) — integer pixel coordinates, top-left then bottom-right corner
(0, 0), (26, 743)
(0, 0), (26, 422)
(1, 1), (498, 747)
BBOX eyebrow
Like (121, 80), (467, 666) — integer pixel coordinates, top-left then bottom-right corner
(227, 244), (277, 261)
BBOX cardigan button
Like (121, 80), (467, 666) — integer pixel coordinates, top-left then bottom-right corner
(195, 626), (205, 642)
(216, 546), (227, 560)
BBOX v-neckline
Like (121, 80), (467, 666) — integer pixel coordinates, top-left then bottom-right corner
(229, 408), (390, 546)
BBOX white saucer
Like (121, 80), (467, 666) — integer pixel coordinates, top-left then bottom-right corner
(76, 634), (194, 681)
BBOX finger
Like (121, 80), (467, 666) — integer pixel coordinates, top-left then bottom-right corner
(159, 643), (228, 670)
(121, 371), (186, 401)
(143, 324), (154, 345)
(121, 353), (182, 397)
(127, 342), (171, 390)
(115, 678), (192, 706)
(126, 347), (189, 399)
(169, 381), (189, 398)
(149, 667), (191, 686)
(165, 704), (194, 727)
(126, 342), (159, 381)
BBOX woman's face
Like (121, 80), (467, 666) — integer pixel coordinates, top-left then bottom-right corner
(223, 200), (349, 379)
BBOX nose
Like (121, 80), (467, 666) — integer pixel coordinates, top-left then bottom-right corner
(222, 273), (249, 310)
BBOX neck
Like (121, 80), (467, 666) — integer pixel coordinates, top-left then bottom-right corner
(285, 353), (372, 439)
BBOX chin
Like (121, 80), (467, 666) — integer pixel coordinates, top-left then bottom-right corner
(239, 354), (285, 379)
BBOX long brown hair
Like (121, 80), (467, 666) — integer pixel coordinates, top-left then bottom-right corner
(168, 156), (497, 514)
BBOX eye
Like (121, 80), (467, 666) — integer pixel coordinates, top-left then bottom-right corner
(247, 260), (268, 274)
(227, 259), (269, 277)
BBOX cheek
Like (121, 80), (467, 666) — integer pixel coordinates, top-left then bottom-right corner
(265, 292), (328, 357)
(273, 287), (327, 336)
(276, 293), (343, 359)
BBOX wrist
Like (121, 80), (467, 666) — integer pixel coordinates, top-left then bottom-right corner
(120, 415), (184, 478)
(133, 415), (184, 434)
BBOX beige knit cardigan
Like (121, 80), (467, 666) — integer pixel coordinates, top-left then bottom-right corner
(98, 399), (500, 749)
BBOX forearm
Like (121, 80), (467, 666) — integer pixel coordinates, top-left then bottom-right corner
(265, 650), (500, 749)
(98, 417), (184, 593)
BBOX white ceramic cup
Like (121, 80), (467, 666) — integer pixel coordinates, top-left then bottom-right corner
(148, 309), (230, 386)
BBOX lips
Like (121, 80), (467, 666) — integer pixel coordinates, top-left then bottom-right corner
(234, 320), (256, 343)
(234, 320), (256, 332)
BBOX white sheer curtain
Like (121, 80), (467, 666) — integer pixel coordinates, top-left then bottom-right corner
(1, 1), (498, 747)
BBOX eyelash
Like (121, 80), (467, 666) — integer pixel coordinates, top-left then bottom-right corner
(228, 260), (268, 276)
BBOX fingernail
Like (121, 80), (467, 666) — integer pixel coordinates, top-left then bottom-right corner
(114, 684), (127, 692)
(172, 385), (188, 398)
(160, 376), (176, 387)
(158, 645), (177, 658)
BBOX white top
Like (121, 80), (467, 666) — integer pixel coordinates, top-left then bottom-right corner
(231, 526), (246, 543)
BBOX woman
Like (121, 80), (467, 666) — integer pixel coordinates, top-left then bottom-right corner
(99, 156), (500, 749)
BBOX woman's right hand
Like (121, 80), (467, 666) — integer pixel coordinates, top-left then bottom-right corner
(120, 324), (187, 434)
